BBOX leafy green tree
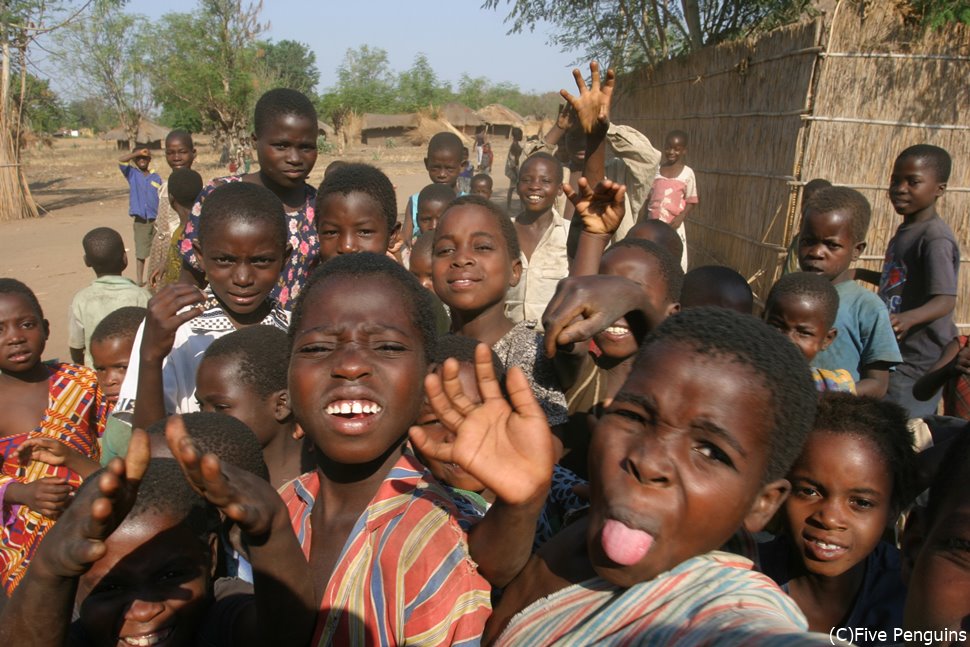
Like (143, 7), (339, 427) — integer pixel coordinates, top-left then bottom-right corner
(483, 0), (812, 69)
(64, 96), (116, 132)
(396, 53), (450, 112)
(258, 39), (319, 95)
(55, 3), (154, 148)
(149, 0), (266, 155)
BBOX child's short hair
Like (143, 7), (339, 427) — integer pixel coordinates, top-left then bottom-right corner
(625, 219), (684, 263)
(801, 178), (832, 208)
(521, 151), (564, 184)
(197, 182), (287, 250)
(165, 129), (194, 148)
(168, 168), (203, 209)
(253, 88), (318, 137)
(0, 278), (43, 319)
(439, 195), (520, 260)
(470, 173), (493, 189)
(316, 163), (397, 232)
(81, 459), (219, 541)
(607, 238), (684, 303)
(812, 393), (918, 511)
(511, 127), (523, 141)
(290, 253), (437, 361)
(896, 144), (952, 183)
(82, 227), (126, 274)
(147, 413), (270, 481)
(680, 265), (753, 313)
(803, 186), (871, 244)
(90, 306), (146, 346)
(202, 326), (288, 398)
(411, 231), (435, 260)
(924, 429), (970, 527)
(431, 333), (506, 381)
(418, 183), (457, 208)
(666, 129), (688, 145)
(766, 272), (840, 329)
(427, 132), (463, 159)
(639, 307), (817, 482)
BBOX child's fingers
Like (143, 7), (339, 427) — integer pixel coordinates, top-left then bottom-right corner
(125, 428), (151, 483)
(197, 453), (234, 507)
(165, 416), (207, 491)
(472, 343), (503, 401)
(588, 61), (601, 89)
(424, 372), (467, 433)
(559, 89), (578, 109)
(572, 67), (589, 94)
(440, 357), (480, 416)
(407, 424), (455, 464)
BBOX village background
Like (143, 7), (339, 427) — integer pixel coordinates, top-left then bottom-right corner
(0, 0), (967, 358)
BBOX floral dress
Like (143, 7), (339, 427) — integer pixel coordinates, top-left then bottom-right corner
(178, 175), (320, 309)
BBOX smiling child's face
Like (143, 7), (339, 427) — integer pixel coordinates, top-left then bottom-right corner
(593, 247), (673, 360)
(0, 292), (47, 374)
(164, 136), (195, 171)
(194, 219), (286, 322)
(517, 157), (562, 214)
(587, 341), (784, 587)
(316, 191), (395, 263)
(288, 275), (427, 465)
(77, 512), (212, 647)
(784, 431), (893, 579)
(432, 205), (520, 314)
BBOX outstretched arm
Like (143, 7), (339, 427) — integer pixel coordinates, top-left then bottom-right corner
(409, 344), (555, 587)
(0, 430), (150, 646)
(165, 417), (316, 647)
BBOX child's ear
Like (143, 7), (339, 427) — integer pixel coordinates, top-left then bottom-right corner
(423, 157), (430, 170)
(121, 252), (129, 271)
(509, 257), (523, 288)
(292, 423), (305, 441)
(664, 302), (681, 318)
(42, 319), (50, 341)
(821, 327), (838, 352)
(936, 180), (947, 198)
(273, 390), (291, 423)
(83, 254), (92, 269)
(742, 478), (791, 533)
(851, 240), (866, 262)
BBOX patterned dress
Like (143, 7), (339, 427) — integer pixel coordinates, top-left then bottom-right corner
(178, 176), (320, 310)
(0, 363), (106, 594)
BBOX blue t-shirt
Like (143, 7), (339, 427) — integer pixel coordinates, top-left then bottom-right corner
(759, 536), (906, 646)
(812, 280), (901, 382)
(120, 163), (162, 220)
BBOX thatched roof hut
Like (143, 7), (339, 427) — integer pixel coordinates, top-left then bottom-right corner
(101, 119), (171, 150)
(440, 102), (483, 135)
(476, 104), (526, 138)
(360, 113), (418, 145)
(318, 121), (335, 139)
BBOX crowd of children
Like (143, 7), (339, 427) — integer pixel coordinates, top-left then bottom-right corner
(0, 60), (966, 647)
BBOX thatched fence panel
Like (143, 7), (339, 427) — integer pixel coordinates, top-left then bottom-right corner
(611, 1), (970, 327)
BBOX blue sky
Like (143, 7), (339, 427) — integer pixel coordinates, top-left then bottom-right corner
(114, 0), (579, 94)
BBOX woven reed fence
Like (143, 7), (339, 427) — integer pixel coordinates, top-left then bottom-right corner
(611, 0), (970, 328)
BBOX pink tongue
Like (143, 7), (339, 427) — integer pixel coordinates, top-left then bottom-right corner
(601, 519), (654, 566)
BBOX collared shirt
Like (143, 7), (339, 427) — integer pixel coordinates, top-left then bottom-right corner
(495, 551), (841, 646)
(114, 288), (289, 417)
(68, 275), (151, 366)
(505, 210), (570, 329)
(119, 164), (162, 219)
(280, 450), (491, 646)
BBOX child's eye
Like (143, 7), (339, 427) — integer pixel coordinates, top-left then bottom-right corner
(795, 485), (820, 498)
(358, 229), (375, 237)
(850, 497), (875, 510)
(474, 243), (494, 252)
(319, 229), (338, 238)
(298, 343), (334, 355)
(435, 246), (454, 256)
(694, 442), (734, 468)
(939, 537), (970, 553)
(374, 342), (406, 353)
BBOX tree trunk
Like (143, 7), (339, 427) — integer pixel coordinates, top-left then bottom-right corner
(0, 32), (39, 220)
(681, 0), (704, 49)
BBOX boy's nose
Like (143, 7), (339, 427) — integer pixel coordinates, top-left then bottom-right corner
(232, 265), (255, 286)
(331, 344), (372, 381)
(124, 598), (166, 623)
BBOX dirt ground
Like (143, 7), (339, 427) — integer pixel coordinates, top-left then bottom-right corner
(1, 135), (520, 359)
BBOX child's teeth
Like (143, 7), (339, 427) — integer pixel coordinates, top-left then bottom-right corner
(352, 402), (362, 414)
(340, 402), (352, 414)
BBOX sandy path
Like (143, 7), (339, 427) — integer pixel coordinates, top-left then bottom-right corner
(1, 136), (519, 360)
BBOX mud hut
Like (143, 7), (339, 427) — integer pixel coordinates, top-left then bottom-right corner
(476, 104), (526, 138)
(440, 102), (484, 136)
(101, 119), (171, 150)
(360, 114), (418, 146)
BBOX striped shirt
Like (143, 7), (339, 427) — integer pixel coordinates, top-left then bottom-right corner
(280, 449), (492, 646)
(495, 551), (847, 646)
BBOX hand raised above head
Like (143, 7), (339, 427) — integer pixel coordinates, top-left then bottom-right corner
(564, 177), (626, 236)
(560, 61), (616, 138)
(409, 344), (554, 506)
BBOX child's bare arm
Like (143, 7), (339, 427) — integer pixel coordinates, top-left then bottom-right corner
(914, 337), (966, 401)
(18, 437), (100, 479)
(669, 202), (695, 230)
(165, 417), (316, 647)
(131, 284), (205, 430)
(851, 267), (881, 286)
(567, 178), (627, 277)
(3, 477), (73, 519)
(856, 362), (893, 399)
(402, 197), (415, 245)
(409, 344), (555, 587)
(118, 148), (150, 163)
(890, 295), (956, 341)
(0, 431), (150, 647)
